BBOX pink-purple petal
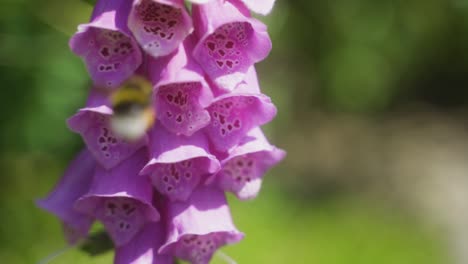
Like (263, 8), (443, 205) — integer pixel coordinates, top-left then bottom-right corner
(75, 149), (159, 246)
(67, 89), (146, 169)
(187, 0), (276, 15)
(141, 123), (220, 202)
(70, 0), (142, 89)
(149, 37), (212, 136)
(215, 128), (286, 200)
(192, 0), (272, 90)
(128, 0), (193, 58)
(36, 149), (95, 244)
(115, 222), (173, 264)
(159, 187), (244, 264)
(240, 0), (276, 15)
(231, 65), (261, 94)
(186, 0), (215, 4)
(205, 93), (277, 152)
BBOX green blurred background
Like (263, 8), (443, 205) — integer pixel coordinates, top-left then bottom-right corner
(3, 0), (468, 263)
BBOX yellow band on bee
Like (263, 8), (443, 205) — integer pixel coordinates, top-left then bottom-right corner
(111, 89), (149, 105)
(111, 75), (153, 106)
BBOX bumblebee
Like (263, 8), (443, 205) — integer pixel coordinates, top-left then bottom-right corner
(110, 75), (155, 141)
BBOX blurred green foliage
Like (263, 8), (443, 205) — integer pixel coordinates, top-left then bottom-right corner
(1, 0), (465, 263)
(263, 0), (468, 114)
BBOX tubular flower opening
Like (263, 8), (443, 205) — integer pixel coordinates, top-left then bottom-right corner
(149, 36), (212, 136)
(128, 0), (193, 58)
(159, 187), (244, 264)
(70, 0), (143, 89)
(39, 0), (284, 263)
(192, 0), (272, 90)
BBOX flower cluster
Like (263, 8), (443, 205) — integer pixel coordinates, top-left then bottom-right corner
(38, 0), (284, 263)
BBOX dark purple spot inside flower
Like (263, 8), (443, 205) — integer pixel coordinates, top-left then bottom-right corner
(107, 202), (116, 215)
(168, 20), (177, 28)
(207, 42), (216, 51)
(225, 41), (234, 49)
(173, 171), (180, 180)
(219, 115), (226, 124)
(100, 47), (110, 57)
(170, 164), (177, 175)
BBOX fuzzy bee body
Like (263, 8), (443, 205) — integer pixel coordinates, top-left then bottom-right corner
(110, 76), (155, 141)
